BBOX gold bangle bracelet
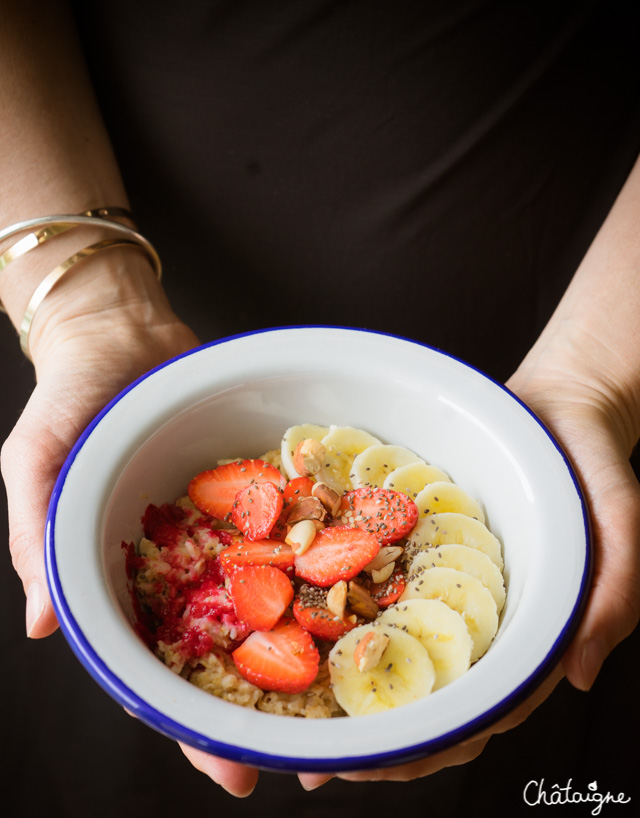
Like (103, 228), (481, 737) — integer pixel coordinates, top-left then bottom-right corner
(20, 238), (152, 361)
(0, 207), (140, 313)
(0, 211), (160, 274)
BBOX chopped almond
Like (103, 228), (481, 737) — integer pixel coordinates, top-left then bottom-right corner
(347, 581), (379, 620)
(285, 519), (317, 555)
(353, 630), (390, 672)
(293, 438), (326, 477)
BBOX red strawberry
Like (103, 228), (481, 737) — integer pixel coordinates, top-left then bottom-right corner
(232, 619), (319, 693)
(292, 592), (356, 641)
(270, 476), (316, 542)
(283, 476), (315, 506)
(369, 568), (406, 607)
(219, 538), (295, 572)
(338, 487), (418, 543)
(227, 565), (294, 631)
(142, 503), (187, 548)
(294, 526), (379, 587)
(188, 459), (285, 521)
(231, 481), (284, 540)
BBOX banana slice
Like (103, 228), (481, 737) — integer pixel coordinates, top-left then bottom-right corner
(280, 423), (329, 480)
(399, 567), (498, 662)
(377, 599), (472, 690)
(351, 444), (424, 489)
(316, 425), (381, 493)
(414, 482), (485, 524)
(383, 462), (451, 498)
(329, 623), (435, 716)
(406, 512), (503, 570)
(408, 545), (506, 613)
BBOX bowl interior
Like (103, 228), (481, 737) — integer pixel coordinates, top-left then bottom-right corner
(48, 327), (589, 771)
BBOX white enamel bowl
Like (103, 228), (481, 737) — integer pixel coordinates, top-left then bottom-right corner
(46, 326), (591, 772)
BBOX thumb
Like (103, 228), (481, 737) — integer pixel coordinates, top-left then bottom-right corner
(562, 459), (640, 690)
(1, 392), (69, 639)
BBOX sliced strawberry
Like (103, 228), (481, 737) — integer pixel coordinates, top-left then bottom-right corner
(227, 565), (294, 631)
(219, 538), (295, 572)
(338, 487), (419, 543)
(270, 476), (316, 542)
(283, 476), (315, 507)
(231, 481), (284, 540)
(269, 513), (289, 543)
(294, 525), (379, 587)
(292, 590), (356, 641)
(188, 459), (286, 521)
(232, 619), (319, 693)
(369, 568), (406, 607)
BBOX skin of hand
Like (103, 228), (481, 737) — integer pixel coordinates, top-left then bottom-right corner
(1, 274), (198, 639)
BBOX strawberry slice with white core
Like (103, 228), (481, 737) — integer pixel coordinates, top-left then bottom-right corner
(227, 565), (294, 632)
(232, 619), (320, 693)
(294, 525), (380, 587)
(231, 481), (284, 540)
(338, 487), (418, 543)
(188, 459), (285, 521)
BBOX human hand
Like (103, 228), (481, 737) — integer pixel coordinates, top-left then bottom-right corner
(1, 278), (198, 638)
(299, 331), (640, 787)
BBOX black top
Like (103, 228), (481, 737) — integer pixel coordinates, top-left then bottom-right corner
(71, 0), (640, 381)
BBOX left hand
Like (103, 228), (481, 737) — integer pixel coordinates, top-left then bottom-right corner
(297, 338), (640, 786)
(178, 329), (640, 793)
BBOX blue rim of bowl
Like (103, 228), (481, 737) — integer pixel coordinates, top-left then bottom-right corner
(45, 325), (592, 772)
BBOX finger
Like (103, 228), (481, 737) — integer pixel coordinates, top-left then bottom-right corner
(1, 405), (66, 638)
(179, 743), (259, 797)
(336, 735), (490, 783)
(298, 772), (335, 790)
(562, 462), (640, 690)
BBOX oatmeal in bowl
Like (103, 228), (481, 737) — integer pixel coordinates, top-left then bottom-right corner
(126, 424), (506, 719)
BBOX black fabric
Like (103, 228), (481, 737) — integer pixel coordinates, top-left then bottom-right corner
(71, 0), (640, 381)
(3, 1), (640, 815)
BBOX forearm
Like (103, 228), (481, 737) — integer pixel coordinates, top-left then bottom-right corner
(513, 153), (640, 452)
(0, 1), (168, 361)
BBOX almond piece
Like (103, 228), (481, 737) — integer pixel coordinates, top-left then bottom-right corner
(311, 481), (342, 517)
(353, 630), (390, 672)
(371, 561), (395, 585)
(286, 496), (327, 527)
(363, 545), (403, 573)
(293, 438), (326, 477)
(285, 519), (317, 555)
(347, 581), (379, 620)
(326, 580), (348, 619)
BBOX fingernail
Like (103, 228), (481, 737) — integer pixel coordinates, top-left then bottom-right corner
(580, 637), (607, 691)
(25, 582), (46, 637)
(300, 773), (334, 791)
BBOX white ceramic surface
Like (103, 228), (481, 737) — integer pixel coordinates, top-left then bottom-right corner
(46, 326), (591, 771)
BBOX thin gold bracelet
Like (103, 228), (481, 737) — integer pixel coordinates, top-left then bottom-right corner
(0, 207), (136, 313)
(0, 211), (161, 290)
(20, 238), (153, 361)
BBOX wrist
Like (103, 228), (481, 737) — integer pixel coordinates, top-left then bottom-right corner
(510, 318), (640, 455)
(25, 245), (186, 369)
